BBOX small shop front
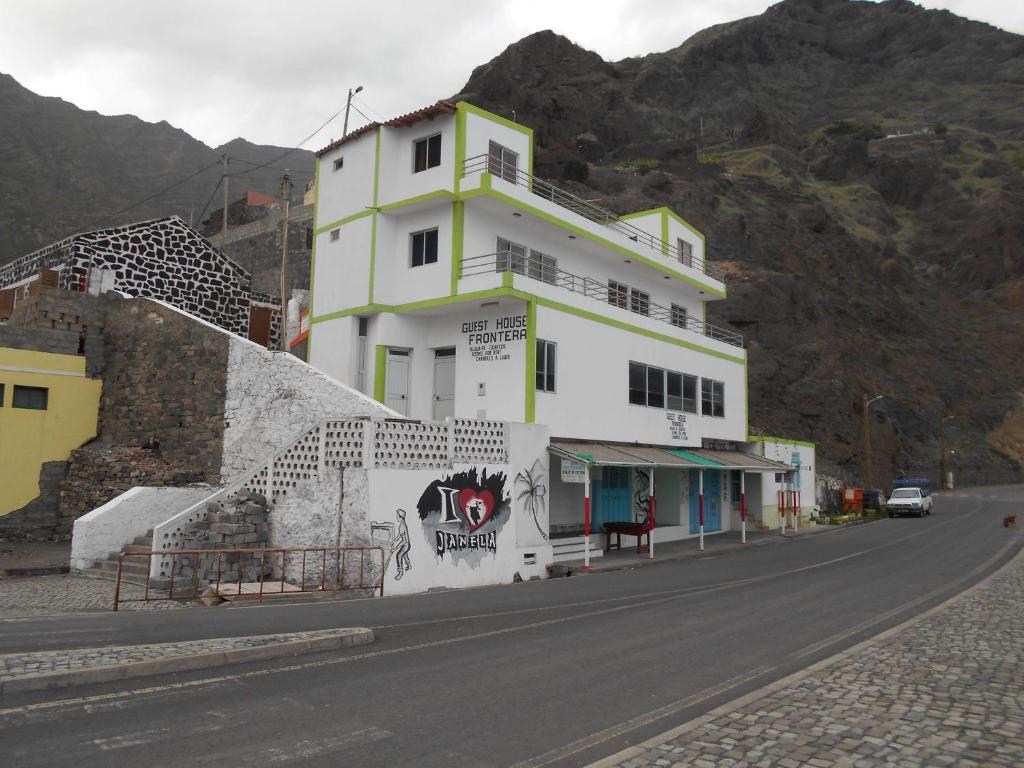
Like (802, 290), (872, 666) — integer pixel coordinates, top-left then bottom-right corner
(547, 441), (794, 564)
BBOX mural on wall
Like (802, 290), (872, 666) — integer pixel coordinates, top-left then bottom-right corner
(515, 460), (549, 541)
(369, 509), (414, 581)
(634, 468), (651, 524)
(416, 468), (510, 562)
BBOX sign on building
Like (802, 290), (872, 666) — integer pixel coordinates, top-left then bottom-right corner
(561, 459), (587, 483)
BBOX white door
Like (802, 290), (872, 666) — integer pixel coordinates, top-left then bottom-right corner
(385, 349), (410, 416)
(433, 348), (456, 420)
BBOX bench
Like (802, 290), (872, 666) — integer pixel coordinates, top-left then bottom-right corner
(604, 520), (653, 554)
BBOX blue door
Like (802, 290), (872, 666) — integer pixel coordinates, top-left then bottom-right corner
(594, 467), (632, 532)
(688, 469), (723, 532)
(705, 470), (722, 532)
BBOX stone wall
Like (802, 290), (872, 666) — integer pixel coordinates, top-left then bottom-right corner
(57, 445), (210, 539)
(97, 298), (229, 478)
(7, 284), (106, 375)
(209, 205), (313, 296)
(0, 462), (68, 541)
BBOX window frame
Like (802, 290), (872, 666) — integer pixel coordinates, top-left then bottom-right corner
(488, 140), (519, 183)
(329, 228), (340, 242)
(536, 339), (556, 393)
(630, 287), (650, 317)
(410, 228), (439, 268)
(678, 237), (693, 267)
(608, 280), (629, 309)
(12, 385), (48, 410)
(629, 362), (696, 412)
(670, 303), (688, 329)
(413, 133), (442, 173)
(528, 249), (557, 285)
(701, 378), (725, 418)
(332, 156), (344, 172)
(0, 382), (4, 406)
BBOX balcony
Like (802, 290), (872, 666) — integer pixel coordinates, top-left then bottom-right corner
(460, 250), (743, 348)
(462, 154), (726, 283)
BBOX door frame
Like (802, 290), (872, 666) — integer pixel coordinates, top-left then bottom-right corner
(385, 347), (412, 416)
(432, 347), (456, 421)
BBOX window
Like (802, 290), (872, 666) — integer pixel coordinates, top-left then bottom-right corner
(678, 238), (693, 267)
(329, 228), (340, 242)
(413, 134), (442, 172)
(628, 362), (647, 405)
(488, 140), (518, 183)
(496, 237), (526, 275)
(682, 373), (697, 413)
(0, 383), (4, 406)
(608, 280), (628, 309)
(630, 288), (649, 316)
(528, 250), (557, 285)
(701, 378), (725, 418)
(411, 229), (439, 267)
(630, 363), (696, 412)
(536, 340), (556, 393)
(12, 385), (47, 410)
(333, 156), (344, 172)
(671, 303), (688, 329)
(666, 371), (682, 411)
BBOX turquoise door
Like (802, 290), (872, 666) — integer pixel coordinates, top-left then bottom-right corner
(705, 470), (722, 532)
(688, 470), (723, 532)
(688, 470), (701, 533)
(594, 467), (632, 531)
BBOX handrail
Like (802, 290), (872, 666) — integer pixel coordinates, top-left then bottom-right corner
(463, 154), (725, 282)
(461, 250), (743, 347)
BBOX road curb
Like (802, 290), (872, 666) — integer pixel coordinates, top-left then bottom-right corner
(0, 566), (70, 579)
(0, 627), (374, 695)
(585, 539), (1024, 768)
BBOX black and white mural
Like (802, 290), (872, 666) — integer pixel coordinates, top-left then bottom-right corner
(415, 468), (510, 563)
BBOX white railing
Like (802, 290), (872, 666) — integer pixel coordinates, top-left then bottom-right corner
(463, 154), (725, 282)
(150, 417), (510, 579)
(462, 250), (743, 348)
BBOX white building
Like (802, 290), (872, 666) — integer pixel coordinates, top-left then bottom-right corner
(309, 101), (798, 558)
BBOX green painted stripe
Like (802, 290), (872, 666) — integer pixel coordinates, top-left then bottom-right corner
(373, 345), (386, 404)
(668, 450), (725, 467)
(310, 285), (745, 365)
(450, 200), (464, 296)
(368, 213), (378, 304)
(456, 101), (533, 138)
(619, 206), (706, 245)
(660, 210), (669, 256)
(379, 190), (455, 212)
(748, 435), (816, 448)
(315, 208), (373, 236)
(525, 299), (536, 423)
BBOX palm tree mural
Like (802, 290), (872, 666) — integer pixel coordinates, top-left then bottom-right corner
(515, 459), (549, 541)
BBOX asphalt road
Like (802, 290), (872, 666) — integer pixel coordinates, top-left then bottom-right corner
(2, 485), (1021, 767)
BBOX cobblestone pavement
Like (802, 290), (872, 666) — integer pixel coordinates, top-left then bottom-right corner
(0, 574), (189, 617)
(0, 628), (358, 681)
(596, 549), (1024, 768)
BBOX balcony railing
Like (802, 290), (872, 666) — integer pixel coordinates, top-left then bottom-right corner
(461, 250), (743, 348)
(463, 154), (725, 282)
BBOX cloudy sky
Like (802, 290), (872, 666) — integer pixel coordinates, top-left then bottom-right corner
(2, 0), (1021, 150)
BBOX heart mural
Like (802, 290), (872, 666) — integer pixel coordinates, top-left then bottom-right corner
(458, 488), (495, 532)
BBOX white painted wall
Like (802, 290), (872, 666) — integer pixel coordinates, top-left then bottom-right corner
(312, 214), (374, 317)
(359, 422), (550, 596)
(317, 130), (378, 230)
(463, 111), (532, 174)
(374, 206), (454, 307)
(378, 115), (457, 204)
(222, 333), (397, 483)
(534, 304), (745, 444)
(70, 486), (213, 570)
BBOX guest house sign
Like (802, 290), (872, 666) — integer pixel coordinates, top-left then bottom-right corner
(462, 313), (527, 363)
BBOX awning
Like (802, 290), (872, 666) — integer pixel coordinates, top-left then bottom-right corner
(549, 440), (793, 472)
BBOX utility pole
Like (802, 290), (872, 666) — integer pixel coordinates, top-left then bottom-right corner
(221, 154), (230, 235)
(342, 85), (363, 137)
(279, 174), (291, 352)
(863, 394), (884, 489)
(940, 415), (953, 489)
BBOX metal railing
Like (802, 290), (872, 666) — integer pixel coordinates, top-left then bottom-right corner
(463, 154), (725, 282)
(112, 545), (386, 610)
(461, 250), (743, 347)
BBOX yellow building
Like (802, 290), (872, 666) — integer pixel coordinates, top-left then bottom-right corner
(0, 347), (102, 516)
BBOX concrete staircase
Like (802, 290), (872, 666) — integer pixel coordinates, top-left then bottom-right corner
(82, 530), (154, 585)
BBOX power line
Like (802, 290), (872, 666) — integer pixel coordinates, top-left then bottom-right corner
(352, 94), (386, 121)
(194, 176), (225, 228)
(230, 99), (352, 178)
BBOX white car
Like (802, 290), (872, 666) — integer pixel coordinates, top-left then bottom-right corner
(887, 487), (932, 517)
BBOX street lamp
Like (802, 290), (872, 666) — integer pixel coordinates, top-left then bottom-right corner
(940, 415), (955, 489)
(863, 394), (884, 490)
(342, 85), (364, 138)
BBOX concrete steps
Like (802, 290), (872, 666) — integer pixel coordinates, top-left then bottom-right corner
(82, 530), (154, 585)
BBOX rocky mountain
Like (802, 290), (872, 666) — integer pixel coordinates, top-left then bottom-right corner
(453, 0), (1024, 487)
(1, 0), (1021, 488)
(0, 73), (313, 262)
